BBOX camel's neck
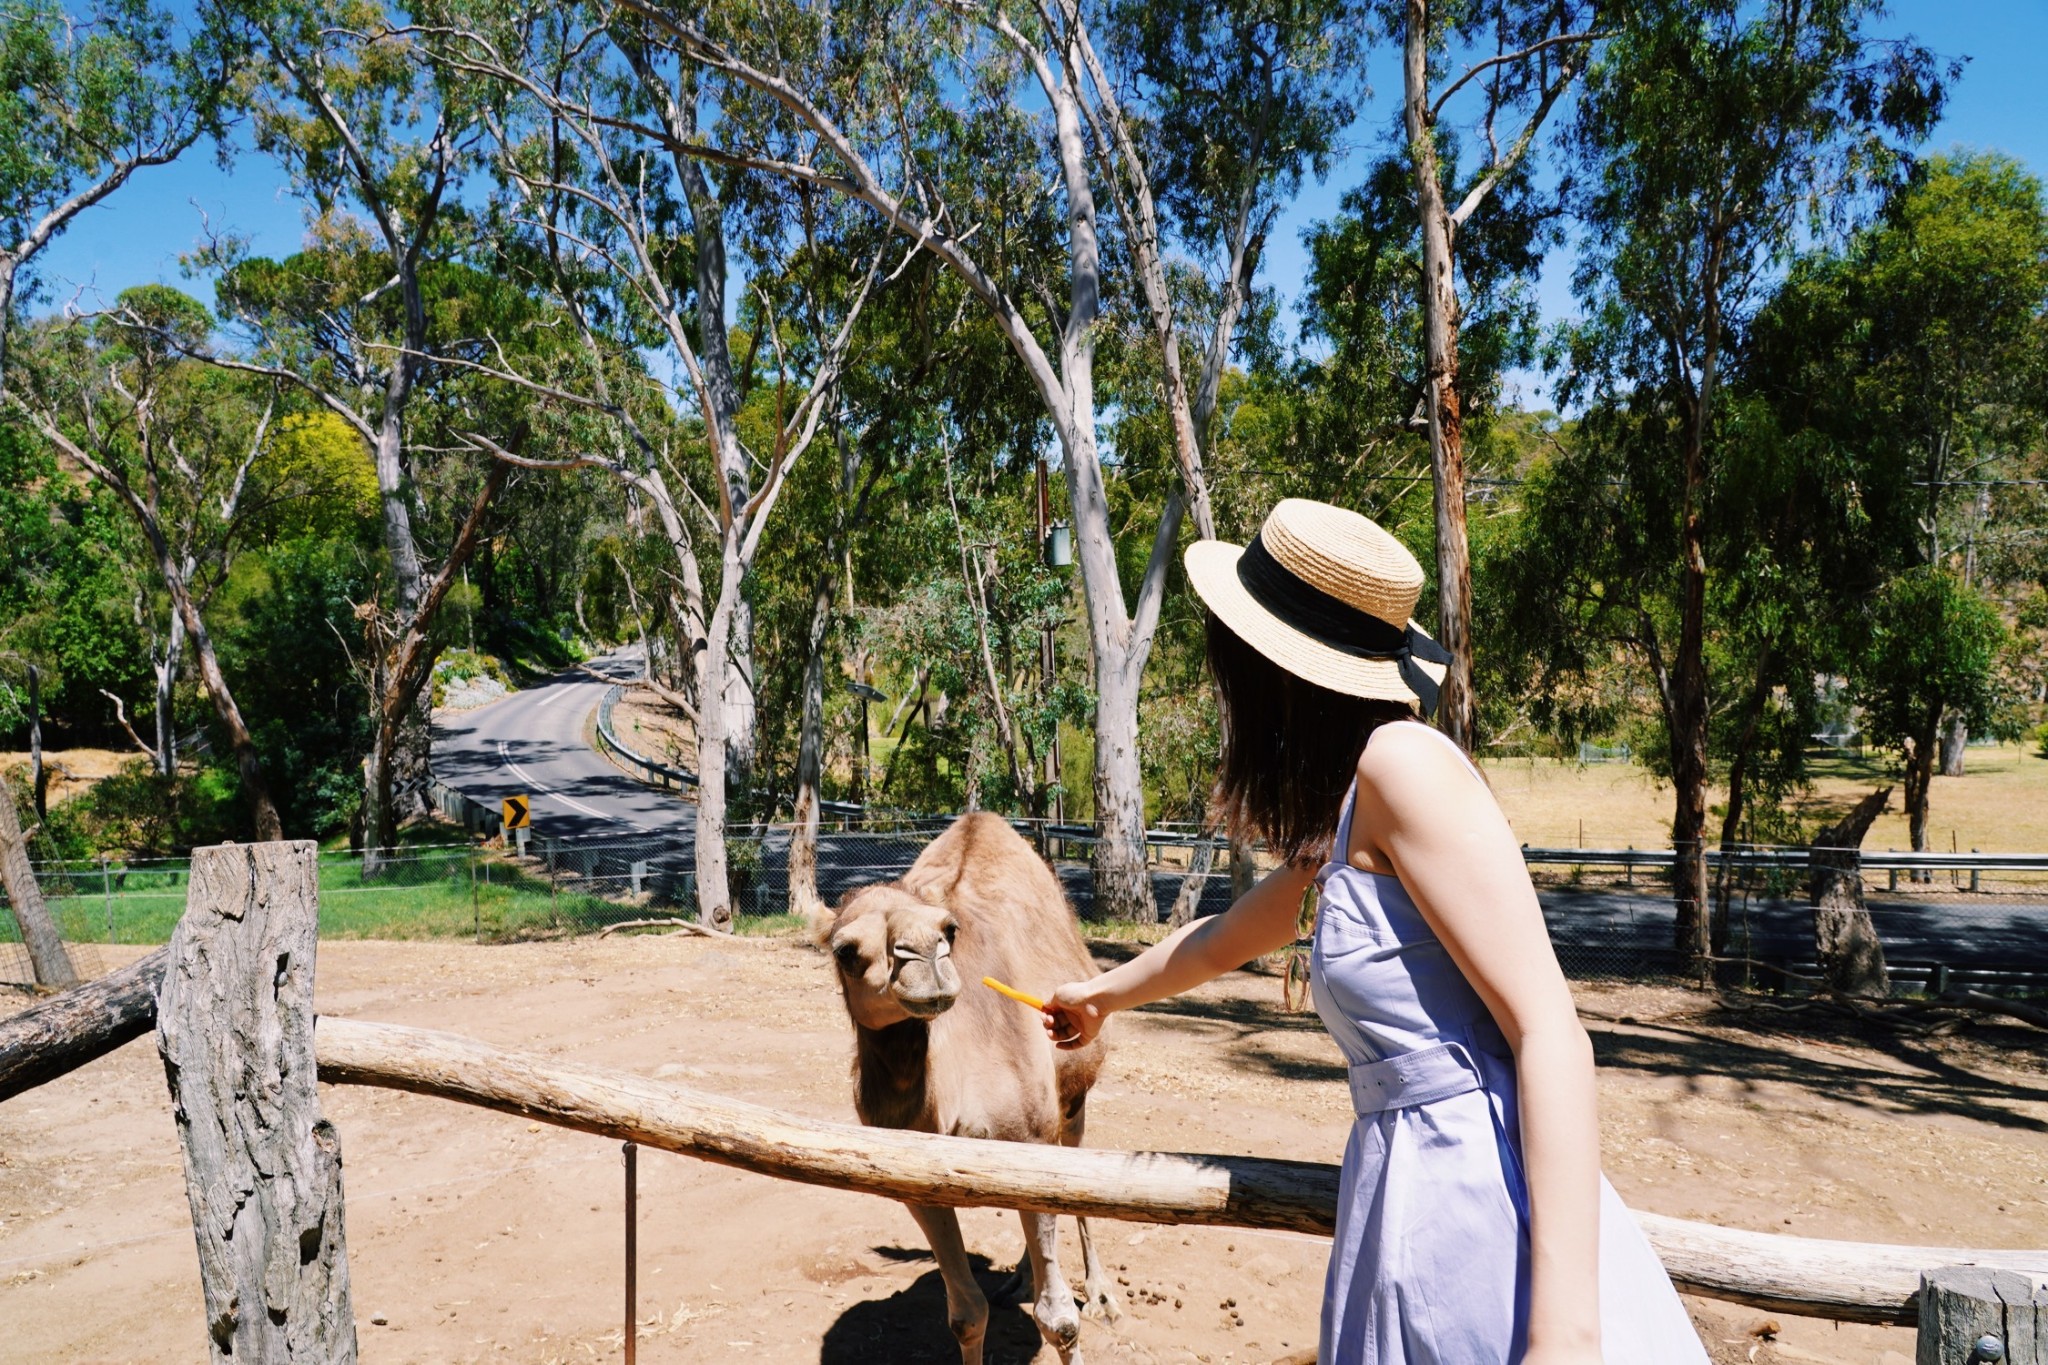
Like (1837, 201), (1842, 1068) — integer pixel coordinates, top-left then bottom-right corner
(853, 1018), (931, 1130)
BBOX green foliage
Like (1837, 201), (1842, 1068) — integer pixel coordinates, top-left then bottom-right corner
(1854, 568), (2009, 757)
(0, 0), (231, 279)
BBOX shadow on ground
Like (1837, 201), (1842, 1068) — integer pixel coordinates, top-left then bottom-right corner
(821, 1251), (1041, 1364)
(1589, 1009), (2048, 1134)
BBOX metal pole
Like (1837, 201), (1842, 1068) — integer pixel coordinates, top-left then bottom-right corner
(623, 1141), (638, 1365)
(102, 855), (113, 944)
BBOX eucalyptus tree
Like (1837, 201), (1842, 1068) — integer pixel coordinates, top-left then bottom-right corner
(9, 287), (293, 838)
(1393, 0), (1600, 748)
(597, 0), (1352, 918)
(196, 0), (495, 864)
(0, 0), (234, 385)
(1559, 0), (1945, 969)
(1854, 568), (2009, 859)
(1840, 154), (2048, 772)
(417, 1), (898, 925)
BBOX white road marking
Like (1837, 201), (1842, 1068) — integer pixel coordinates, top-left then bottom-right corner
(495, 739), (640, 827)
(534, 680), (583, 709)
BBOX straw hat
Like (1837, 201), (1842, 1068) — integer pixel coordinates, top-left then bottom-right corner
(1184, 499), (1451, 714)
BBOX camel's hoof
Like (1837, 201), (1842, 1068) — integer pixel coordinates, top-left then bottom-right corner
(1035, 1305), (1082, 1359)
(1081, 1282), (1124, 1323)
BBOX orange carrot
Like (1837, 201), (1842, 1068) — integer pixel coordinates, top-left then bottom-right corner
(981, 975), (1046, 1011)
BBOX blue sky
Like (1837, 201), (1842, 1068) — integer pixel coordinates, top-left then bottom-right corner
(28, 0), (2048, 411)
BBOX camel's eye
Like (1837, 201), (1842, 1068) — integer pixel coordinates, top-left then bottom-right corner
(834, 940), (864, 972)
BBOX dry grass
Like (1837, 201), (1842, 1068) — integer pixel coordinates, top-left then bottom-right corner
(0, 747), (143, 807)
(1483, 741), (2048, 851)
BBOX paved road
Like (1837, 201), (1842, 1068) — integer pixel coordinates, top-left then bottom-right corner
(432, 662), (2046, 974)
(432, 647), (687, 841)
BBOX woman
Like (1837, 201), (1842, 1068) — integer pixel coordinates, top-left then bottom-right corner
(1040, 500), (1706, 1365)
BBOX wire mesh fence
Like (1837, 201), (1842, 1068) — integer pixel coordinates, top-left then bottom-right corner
(5, 825), (2045, 996)
(1524, 846), (2048, 989)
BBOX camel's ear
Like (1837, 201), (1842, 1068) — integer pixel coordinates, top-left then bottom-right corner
(807, 905), (837, 949)
(809, 892), (849, 948)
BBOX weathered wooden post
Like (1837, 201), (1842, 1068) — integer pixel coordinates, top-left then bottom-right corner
(1810, 787), (1892, 996)
(1918, 1266), (2048, 1364)
(158, 840), (356, 1362)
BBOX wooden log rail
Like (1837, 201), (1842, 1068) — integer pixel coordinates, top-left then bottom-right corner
(312, 1015), (2048, 1328)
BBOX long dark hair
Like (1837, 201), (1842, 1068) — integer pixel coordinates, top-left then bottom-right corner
(1206, 612), (1416, 862)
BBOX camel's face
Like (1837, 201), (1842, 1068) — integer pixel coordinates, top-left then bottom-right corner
(824, 886), (962, 1028)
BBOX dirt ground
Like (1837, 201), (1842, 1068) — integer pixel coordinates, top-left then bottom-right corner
(3, 937), (2045, 1365)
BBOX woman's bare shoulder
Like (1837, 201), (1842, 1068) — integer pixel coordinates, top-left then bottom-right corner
(1355, 723), (1482, 806)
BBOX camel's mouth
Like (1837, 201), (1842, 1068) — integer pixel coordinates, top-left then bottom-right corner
(894, 993), (956, 1020)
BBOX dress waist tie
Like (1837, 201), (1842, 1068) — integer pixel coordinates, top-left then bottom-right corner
(1346, 1041), (1485, 1115)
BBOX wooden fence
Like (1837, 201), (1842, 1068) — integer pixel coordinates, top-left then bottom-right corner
(1, 840), (2044, 1363)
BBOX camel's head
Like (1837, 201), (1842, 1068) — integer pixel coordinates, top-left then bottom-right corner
(819, 884), (961, 1029)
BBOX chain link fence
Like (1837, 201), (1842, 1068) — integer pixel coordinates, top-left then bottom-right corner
(1525, 846), (2048, 990)
(7, 825), (2044, 997)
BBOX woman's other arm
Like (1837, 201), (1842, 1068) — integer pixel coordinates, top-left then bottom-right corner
(1040, 857), (1316, 1049)
(1354, 725), (1602, 1364)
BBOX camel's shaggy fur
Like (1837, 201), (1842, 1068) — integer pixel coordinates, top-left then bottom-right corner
(817, 812), (1120, 1365)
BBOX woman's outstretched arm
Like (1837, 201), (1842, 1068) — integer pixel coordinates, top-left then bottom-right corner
(1353, 724), (1603, 1364)
(1040, 857), (1317, 1048)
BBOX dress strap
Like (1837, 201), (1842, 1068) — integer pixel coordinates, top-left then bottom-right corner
(1346, 1041), (1484, 1115)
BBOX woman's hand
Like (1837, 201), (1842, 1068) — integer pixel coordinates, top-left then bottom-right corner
(1041, 982), (1106, 1050)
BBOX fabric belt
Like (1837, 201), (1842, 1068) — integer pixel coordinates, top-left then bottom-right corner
(1347, 1041), (1485, 1115)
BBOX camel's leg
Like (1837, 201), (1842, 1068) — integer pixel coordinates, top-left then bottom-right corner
(907, 1203), (988, 1365)
(1059, 1099), (1123, 1322)
(1074, 1217), (1123, 1322)
(1019, 1209), (1084, 1365)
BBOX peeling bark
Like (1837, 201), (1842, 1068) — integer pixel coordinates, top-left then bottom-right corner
(0, 773), (77, 989)
(157, 841), (355, 1362)
(1810, 788), (1892, 997)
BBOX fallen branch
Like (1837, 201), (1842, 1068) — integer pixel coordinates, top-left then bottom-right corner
(1942, 989), (2048, 1033)
(311, 1016), (2048, 1324)
(596, 917), (736, 940)
(0, 946), (167, 1101)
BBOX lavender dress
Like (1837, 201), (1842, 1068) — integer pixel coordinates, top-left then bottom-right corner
(1310, 724), (1707, 1364)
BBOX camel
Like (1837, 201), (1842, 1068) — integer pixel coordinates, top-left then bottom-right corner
(815, 811), (1120, 1365)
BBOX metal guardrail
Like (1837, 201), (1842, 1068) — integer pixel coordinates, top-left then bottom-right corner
(1521, 846), (2048, 874)
(595, 684), (698, 791)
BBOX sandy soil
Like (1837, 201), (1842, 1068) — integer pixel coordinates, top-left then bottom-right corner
(2, 937), (2044, 1365)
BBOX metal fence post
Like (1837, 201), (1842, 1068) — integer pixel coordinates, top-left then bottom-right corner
(471, 846), (481, 944)
(623, 1141), (639, 1365)
(101, 855), (113, 944)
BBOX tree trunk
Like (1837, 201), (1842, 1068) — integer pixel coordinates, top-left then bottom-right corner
(1904, 720), (1937, 881)
(1167, 839), (1217, 929)
(1939, 713), (1967, 777)
(27, 664), (45, 820)
(0, 770), (78, 988)
(1230, 837), (1258, 901)
(1669, 710), (1711, 973)
(0, 944), (166, 1101)
(1091, 656), (1152, 923)
(166, 569), (282, 841)
(693, 590), (736, 931)
(154, 608), (185, 776)
(1809, 787), (1891, 997)
(0, 255), (16, 390)
(157, 841), (355, 1362)
(1404, 0), (1478, 750)
(788, 569), (836, 922)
